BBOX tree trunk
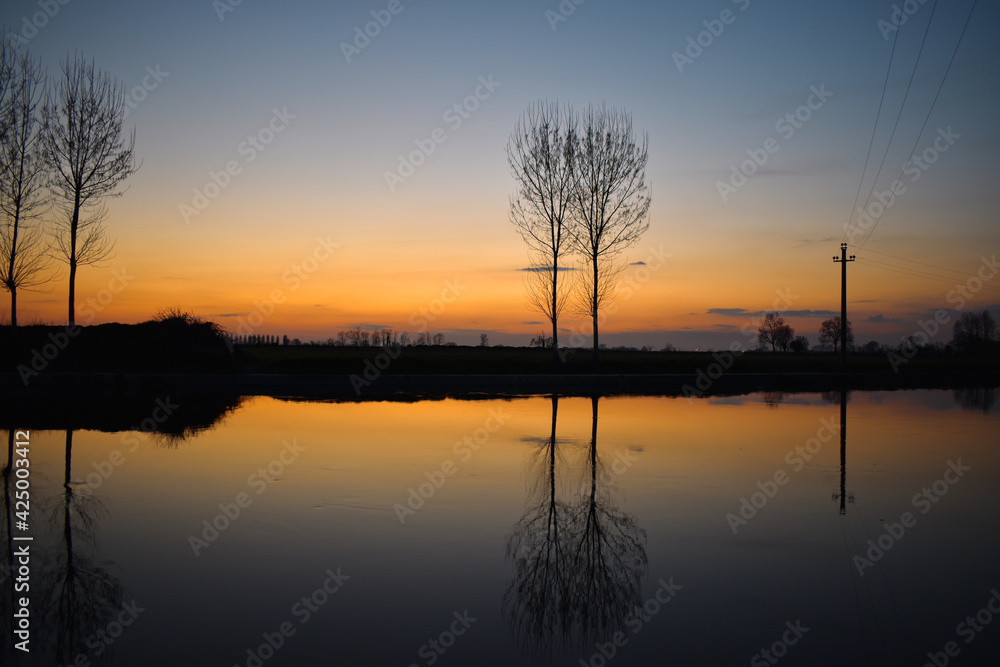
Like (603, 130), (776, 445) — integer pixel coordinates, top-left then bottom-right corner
(10, 289), (16, 327)
(591, 257), (600, 363)
(68, 260), (77, 326)
(68, 194), (80, 326)
(551, 259), (560, 364)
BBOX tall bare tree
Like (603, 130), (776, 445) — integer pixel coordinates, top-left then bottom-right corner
(507, 101), (577, 362)
(570, 105), (650, 361)
(41, 53), (136, 326)
(0, 44), (52, 326)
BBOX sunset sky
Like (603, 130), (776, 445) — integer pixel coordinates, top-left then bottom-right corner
(2, 0), (998, 348)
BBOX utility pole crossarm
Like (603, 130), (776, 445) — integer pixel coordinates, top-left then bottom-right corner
(833, 243), (855, 372)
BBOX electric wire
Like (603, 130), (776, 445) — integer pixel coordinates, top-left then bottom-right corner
(843, 13), (905, 243)
(857, 0), (981, 249)
(846, 0), (940, 244)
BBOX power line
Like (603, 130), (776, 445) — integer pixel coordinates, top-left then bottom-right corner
(843, 13), (905, 243)
(856, 0), (981, 249)
(859, 247), (980, 279)
(855, 256), (1000, 293)
(847, 0), (941, 244)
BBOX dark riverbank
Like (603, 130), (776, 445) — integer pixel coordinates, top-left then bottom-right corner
(3, 323), (997, 400)
(3, 369), (998, 400)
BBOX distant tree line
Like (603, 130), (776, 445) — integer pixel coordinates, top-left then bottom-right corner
(226, 328), (455, 348)
(749, 310), (999, 355)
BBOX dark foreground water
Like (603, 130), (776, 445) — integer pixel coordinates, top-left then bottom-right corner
(2, 389), (998, 666)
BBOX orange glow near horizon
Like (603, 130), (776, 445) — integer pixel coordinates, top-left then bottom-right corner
(7, 192), (989, 347)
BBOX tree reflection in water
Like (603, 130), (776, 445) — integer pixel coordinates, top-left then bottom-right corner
(38, 429), (128, 665)
(504, 395), (647, 657)
(0, 397), (242, 663)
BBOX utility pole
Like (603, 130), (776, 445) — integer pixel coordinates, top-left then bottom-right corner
(833, 243), (855, 372)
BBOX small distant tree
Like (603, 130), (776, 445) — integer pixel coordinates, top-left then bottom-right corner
(757, 312), (790, 352)
(775, 322), (794, 352)
(819, 317), (853, 352)
(860, 340), (882, 354)
(530, 333), (553, 348)
(789, 335), (810, 353)
(480, 333), (489, 347)
(432, 332), (445, 346)
(662, 342), (677, 352)
(952, 310), (998, 353)
(399, 331), (411, 347)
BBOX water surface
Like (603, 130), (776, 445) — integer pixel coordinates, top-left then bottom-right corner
(2, 389), (998, 666)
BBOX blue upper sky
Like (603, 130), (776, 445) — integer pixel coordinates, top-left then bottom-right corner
(2, 0), (998, 347)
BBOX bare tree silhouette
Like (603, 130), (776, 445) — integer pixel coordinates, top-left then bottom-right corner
(569, 105), (651, 362)
(951, 310), (998, 353)
(819, 317), (853, 352)
(757, 312), (793, 352)
(522, 261), (572, 350)
(0, 42), (53, 326)
(507, 102), (577, 363)
(573, 256), (623, 339)
(41, 53), (137, 326)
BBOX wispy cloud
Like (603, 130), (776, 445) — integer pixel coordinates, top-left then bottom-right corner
(707, 308), (837, 318)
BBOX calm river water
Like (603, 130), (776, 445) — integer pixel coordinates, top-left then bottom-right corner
(2, 389), (998, 666)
